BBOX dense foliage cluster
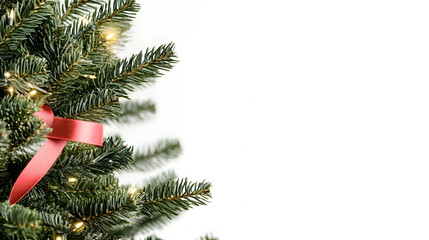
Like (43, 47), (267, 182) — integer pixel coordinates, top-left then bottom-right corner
(0, 0), (212, 239)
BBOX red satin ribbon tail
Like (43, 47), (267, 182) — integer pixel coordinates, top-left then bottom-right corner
(9, 105), (103, 205)
(9, 139), (67, 205)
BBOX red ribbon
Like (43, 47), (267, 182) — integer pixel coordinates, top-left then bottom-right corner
(9, 105), (103, 205)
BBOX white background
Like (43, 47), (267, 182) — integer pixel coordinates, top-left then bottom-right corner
(111, 0), (429, 239)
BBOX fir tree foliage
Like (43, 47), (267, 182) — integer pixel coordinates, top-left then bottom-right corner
(129, 139), (182, 172)
(0, 0), (53, 61)
(59, 0), (104, 23)
(199, 233), (219, 240)
(0, 201), (41, 239)
(144, 236), (163, 240)
(0, 0), (212, 239)
(0, 121), (8, 157)
(107, 99), (156, 124)
(140, 179), (211, 218)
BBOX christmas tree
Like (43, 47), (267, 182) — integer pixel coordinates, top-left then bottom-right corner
(0, 0), (212, 239)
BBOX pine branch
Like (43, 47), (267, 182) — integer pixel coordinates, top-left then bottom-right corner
(144, 171), (177, 186)
(1, 55), (48, 80)
(129, 139), (181, 172)
(66, 189), (140, 235)
(35, 175), (119, 209)
(64, 2), (137, 43)
(66, 0), (139, 40)
(16, 138), (130, 206)
(0, 96), (49, 157)
(107, 100), (156, 124)
(108, 214), (174, 238)
(0, 201), (41, 239)
(107, 172), (179, 239)
(40, 37), (92, 91)
(92, 0), (139, 29)
(49, 137), (133, 179)
(58, 44), (176, 122)
(0, 55), (49, 94)
(0, 121), (8, 159)
(55, 88), (122, 121)
(72, 174), (120, 193)
(82, 31), (115, 66)
(37, 205), (71, 232)
(111, 44), (176, 84)
(93, 43), (177, 94)
(47, 44), (176, 122)
(60, 0), (103, 23)
(199, 233), (218, 240)
(0, 0), (53, 60)
(18, 185), (48, 207)
(139, 179), (212, 218)
(145, 236), (163, 240)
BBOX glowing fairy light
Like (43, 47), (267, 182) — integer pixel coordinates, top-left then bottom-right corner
(4, 72), (10, 78)
(8, 87), (13, 93)
(128, 186), (138, 195)
(105, 33), (115, 41)
(106, 33), (115, 40)
(100, 31), (117, 43)
(83, 74), (97, 79)
(8, 9), (14, 25)
(74, 221), (84, 229)
(68, 177), (78, 183)
(56, 236), (63, 240)
(29, 90), (37, 96)
(82, 17), (89, 24)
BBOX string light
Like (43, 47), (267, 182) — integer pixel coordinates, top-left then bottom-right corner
(29, 90), (37, 96)
(82, 17), (89, 24)
(128, 186), (138, 195)
(105, 33), (115, 41)
(83, 74), (97, 79)
(4, 72), (10, 78)
(8, 87), (13, 93)
(68, 177), (78, 183)
(56, 236), (63, 240)
(74, 221), (84, 230)
(8, 9), (14, 26)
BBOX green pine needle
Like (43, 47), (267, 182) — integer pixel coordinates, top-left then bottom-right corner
(108, 100), (156, 124)
(59, 0), (103, 23)
(139, 179), (212, 218)
(130, 139), (182, 172)
(0, 0), (53, 60)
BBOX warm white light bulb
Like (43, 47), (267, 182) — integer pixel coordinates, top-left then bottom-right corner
(82, 17), (89, 24)
(68, 177), (78, 183)
(8, 9), (14, 25)
(8, 87), (13, 93)
(106, 33), (115, 40)
(56, 236), (63, 240)
(4, 72), (10, 78)
(128, 186), (138, 195)
(83, 74), (96, 79)
(75, 221), (84, 229)
(29, 90), (37, 96)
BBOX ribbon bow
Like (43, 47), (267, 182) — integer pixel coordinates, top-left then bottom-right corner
(9, 105), (103, 205)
